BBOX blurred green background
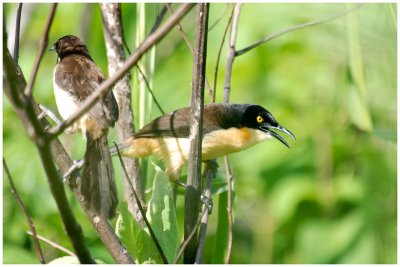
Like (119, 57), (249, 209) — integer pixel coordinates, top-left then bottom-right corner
(3, 3), (397, 264)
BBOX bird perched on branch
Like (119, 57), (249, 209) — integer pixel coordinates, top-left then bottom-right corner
(51, 35), (119, 219)
(112, 103), (295, 180)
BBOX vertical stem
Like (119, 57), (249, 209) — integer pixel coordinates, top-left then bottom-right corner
(13, 3), (22, 64)
(184, 3), (209, 264)
(223, 3), (241, 103)
(100, 2), (145, 224)
(222, 3), (242, 264)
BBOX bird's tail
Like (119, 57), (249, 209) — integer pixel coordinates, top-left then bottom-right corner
(82, 135), (118, 219)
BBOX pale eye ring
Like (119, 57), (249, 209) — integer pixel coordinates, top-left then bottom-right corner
(256, 115), (263, 123)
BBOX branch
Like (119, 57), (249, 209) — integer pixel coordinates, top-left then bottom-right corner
(213, 4), (235, 102)
(4, 48), (134, 264)
(26, 231), (76, 257)
(195, 160), (217, 263)
(48, 3), (195, 138)
(4, 158), (46, 264)
(235, 4), (363, 57)
(166, 3), (214, 102)
(13, 3), (23, 64)
(222, 4), (242, 263)
(114, 143), (168, 264)
(184, 3), (209, 263)
(174, 207), (208, 264)
(223, 3), (241, 103)
(24, 3), (57, 97)
(224, 157), (234, 263)
(100, 2), (146, 226)
(3, 48), (95, 264)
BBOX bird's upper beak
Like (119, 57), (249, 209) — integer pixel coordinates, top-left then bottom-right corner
(49, 46), (56, 52)
(260, 123), (296, 148)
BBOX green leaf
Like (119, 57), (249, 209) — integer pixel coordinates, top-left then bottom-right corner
(296, 211), (366, 263)
(348, 86), (373, 132)
(115, 201), (139, 261)
(212, 191), (229, 263)
(145, 163), (179, 263)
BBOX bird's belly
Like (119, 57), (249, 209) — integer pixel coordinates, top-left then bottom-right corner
(202, 127), (271, 160)
(53, 76), (92, 136)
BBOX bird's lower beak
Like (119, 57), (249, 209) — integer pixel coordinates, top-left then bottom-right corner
(49, 46), (56, 52)
(261, 124), (296, 148)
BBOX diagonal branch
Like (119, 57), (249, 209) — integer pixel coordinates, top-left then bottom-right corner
(4, 48), (132, 264)
(26, 231), (76, 257)
(4, 158), (46, 264)
(47, 3), (195, 139)
(24, 3), (57, 97)
(235, 4), (363, 57)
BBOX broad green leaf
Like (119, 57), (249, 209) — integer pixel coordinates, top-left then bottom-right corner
(115, 201), (139, 261)
(145, 163), (178, 263)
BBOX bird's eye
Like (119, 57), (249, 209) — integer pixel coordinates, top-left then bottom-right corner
(256, 115), (263, 123)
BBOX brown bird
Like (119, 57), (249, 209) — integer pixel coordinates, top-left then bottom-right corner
(113, 103), (295, 180)
(51, 35), (119, 219)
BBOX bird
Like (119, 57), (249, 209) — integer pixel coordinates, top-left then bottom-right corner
(113, 103), (295, 180)
(51, 35), (119, 219)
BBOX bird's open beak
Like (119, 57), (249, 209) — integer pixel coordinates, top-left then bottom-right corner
(261, 124), (296, 148)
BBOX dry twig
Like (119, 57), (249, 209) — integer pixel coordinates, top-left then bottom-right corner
(4, 158), (46, 264)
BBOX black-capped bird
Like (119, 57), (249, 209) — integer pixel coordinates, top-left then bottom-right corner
(51, 35), (119, 219)
(113, 103), (295, 180)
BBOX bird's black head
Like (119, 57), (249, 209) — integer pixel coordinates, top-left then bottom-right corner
(50, 35), (91, 60)
(240, 104), (296, 148)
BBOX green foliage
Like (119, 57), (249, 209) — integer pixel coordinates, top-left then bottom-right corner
(116, 164), (178, 264)
(3, 3), (396, 264)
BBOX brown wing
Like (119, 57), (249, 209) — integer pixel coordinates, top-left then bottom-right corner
(135, 104), (234, 138)
(55, 54), (119, 130)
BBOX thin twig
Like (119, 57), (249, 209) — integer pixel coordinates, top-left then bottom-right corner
(13, 3), (22, 64)
(136, 64), (165, 114)
(222, 4), (242, 263)
(174, 207), (208, 264)
(224, 157), (234, 264)
(47, 3), (195, 138)
(223, 3), (241, 103)
(26, 231), (76, 257)
(4, 158), (46, 264)
(213, 4), (235, 102)
(166, 3), (214, 102)
(114, 142), (168, 264)
(235, 4), (363, 56)
(149, 4), (168, 35)
(184, 3), (209, 263)
(166, 3), (194, 53)
(24, 3), (57, 97)
(195, 160), (217, 263)
(208, 3), (229, 32)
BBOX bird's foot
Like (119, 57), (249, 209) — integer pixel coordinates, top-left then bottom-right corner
(37, 104), (62, 126)
(201, 194), (213, 214)
(173, 180), (213, 214)
(63, 159), (85, 182)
